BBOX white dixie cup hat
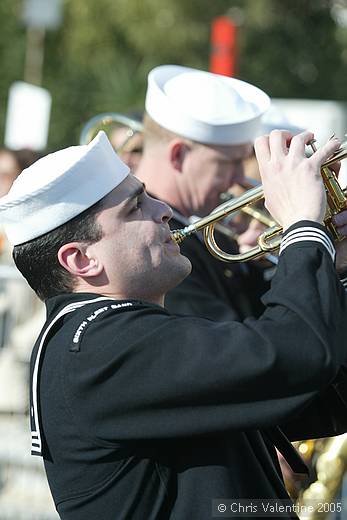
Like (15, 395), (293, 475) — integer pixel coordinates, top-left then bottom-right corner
(145, 64), (271, 145)
(0, 131), (130, 246)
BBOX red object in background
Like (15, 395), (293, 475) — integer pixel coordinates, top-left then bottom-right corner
(209, 16), (237, 77)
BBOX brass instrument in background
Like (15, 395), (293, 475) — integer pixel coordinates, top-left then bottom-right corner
(297, 434), (347, 520)
(219, 175), (277, 230)
(171, 140), (347, 262)
(79, 112), (144, 151)
(219, 189), (277, 229)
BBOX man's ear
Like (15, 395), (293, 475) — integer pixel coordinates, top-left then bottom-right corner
(169, 140), (191, 172)
(57, 243), (103, 278)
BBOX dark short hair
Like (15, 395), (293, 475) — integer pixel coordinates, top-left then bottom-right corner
(13, 199), (105, 301)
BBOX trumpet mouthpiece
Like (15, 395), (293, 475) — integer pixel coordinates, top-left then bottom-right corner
(170, 229), (186, 244)
(170, 224), (196, 244)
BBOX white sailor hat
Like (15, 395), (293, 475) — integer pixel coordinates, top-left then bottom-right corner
(0, 131), (129, 246)
(145, 65), (270, 146)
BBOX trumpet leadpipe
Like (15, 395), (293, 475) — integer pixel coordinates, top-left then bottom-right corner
(171, 185), (264, 244)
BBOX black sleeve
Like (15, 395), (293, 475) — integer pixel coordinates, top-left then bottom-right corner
(281, 365), (347, 440)
(62, 233), (347, 445)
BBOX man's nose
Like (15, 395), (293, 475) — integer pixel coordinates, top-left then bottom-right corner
(154, 199), (173, 223)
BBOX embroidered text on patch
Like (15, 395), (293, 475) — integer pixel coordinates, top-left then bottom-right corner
(73, 302), (133, 344)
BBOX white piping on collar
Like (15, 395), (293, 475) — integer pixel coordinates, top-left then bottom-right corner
(31, 296), (115, 456)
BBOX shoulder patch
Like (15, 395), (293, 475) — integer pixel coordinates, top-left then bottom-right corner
(70, 302), (133, 352)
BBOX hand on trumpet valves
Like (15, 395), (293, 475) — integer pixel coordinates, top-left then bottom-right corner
(254, 130), (341, 231)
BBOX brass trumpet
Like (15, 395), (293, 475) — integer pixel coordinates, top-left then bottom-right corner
(215, 191), (279, 266)
(171, 141), (347, 262)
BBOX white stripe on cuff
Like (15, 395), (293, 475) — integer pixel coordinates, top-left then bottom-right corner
(281, 231), (335, 257)
(340, 276), (347, 290)
(279, 226), (335, 262)
(281, 226), (333, 247)
(281, 227), (335, 256)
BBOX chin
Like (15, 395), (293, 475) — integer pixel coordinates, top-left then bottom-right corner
(176, 256), (192, 282)
(181, 255), (192, 276)
(163, 255), (192, 291)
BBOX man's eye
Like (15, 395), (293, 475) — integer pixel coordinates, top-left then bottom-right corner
(131, 198), (142, 212)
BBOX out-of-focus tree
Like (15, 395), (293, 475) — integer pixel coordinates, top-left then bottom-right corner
(0, 0), (25, 137)
(234, 0), (347, 100)
(0, 0), (346, 149)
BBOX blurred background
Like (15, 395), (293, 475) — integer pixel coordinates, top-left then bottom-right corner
(0, 0), (347, 149)
(0, 0), (347, 519)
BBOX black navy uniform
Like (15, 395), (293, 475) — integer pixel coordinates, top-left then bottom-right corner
(30, 222), (347, 519)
